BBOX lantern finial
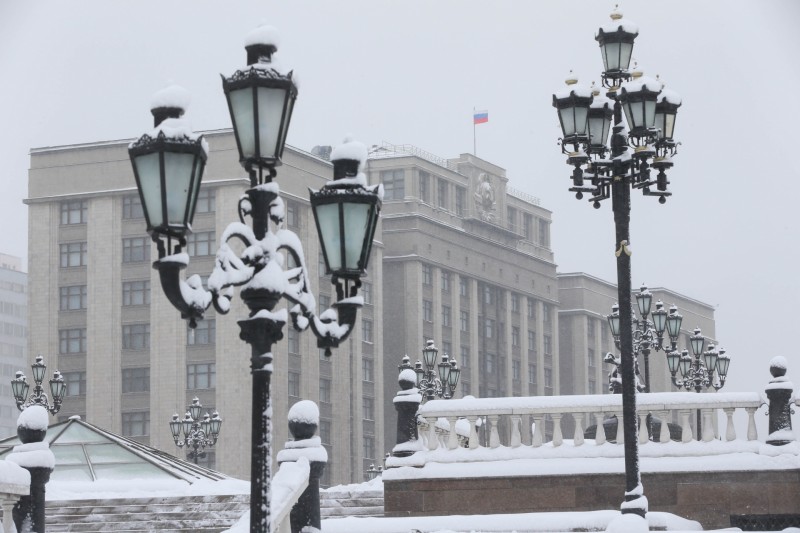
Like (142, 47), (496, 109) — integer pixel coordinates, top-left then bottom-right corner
(149, 85), (191, 127)
(565, 70), (578, 86)
(610, 5), (623, 20)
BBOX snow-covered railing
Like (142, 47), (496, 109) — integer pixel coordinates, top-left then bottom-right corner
(415, 391), (766, 452)
(271, 457), (310, 533)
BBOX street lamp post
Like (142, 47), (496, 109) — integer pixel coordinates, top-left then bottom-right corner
(169, 397), (223, 464)
(11, 355), (66, 415)
(129, 26), (382, 532)
(552, 7), (682, 516)
(412, 340), (461, 402)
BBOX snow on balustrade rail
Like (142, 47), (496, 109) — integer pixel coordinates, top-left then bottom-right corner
(369, 141), (459, 172)
(415, 391), (766, 452)
(507, 186), (541, 207)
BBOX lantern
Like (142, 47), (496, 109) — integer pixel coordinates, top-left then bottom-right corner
(421, 340), (439, 372)
(595, 7), (639, 80)
(704, 344), (719, 376)
(618, 74), (662, 139)
(636, 285), (652, 317)
(587, 84), (613, 152)
(170, 414), (182, 439)
(655, 86), (682, 142)
(552, 73), (593, 143)
(651, 300), (667, 337)
(666, 306), (683, 341)
(607, 303), (621, 337)
(690, 328), (705, 357)
(189, 397), (203, 421)
(49, 371), (67, 404)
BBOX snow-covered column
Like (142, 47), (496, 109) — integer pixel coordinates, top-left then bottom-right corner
(277, 401), (328, 533)
(7, 407), (55, 533)
(766, 356), (795, 446)
(391, 369), (422, 458)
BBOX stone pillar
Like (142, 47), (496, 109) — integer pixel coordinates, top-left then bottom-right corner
(392, 365), (422, 458)
(277, 400), (327, 533)
(7, 407), (55, 533)
(766, 356), (795, 446)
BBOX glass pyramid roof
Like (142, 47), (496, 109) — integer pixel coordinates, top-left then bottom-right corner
(0, 417), (228, 484)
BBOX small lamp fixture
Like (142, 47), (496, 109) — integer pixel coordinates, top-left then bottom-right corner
(665, 305), (683, 342)
(703, 344), (719, 377)
(209, 411), (223, 437)
(49, 371), (67, 405)
(607, 303), (621, 338)
(414, 361), (424, 387)
(128, 85), (207, 244)
(181, 412), (194, 437)
(655, 84), (682, 143)
(666, 349), (681, 375)
(635, 285), (652, 318)
(421, 340), (439, 372)
(618, 72), (663, 140)
(689, 328), (705, 358)
(437, 353), (451, 385)
(447, 359), (460, 394)
(716, 349), (731, 379)
(11, 372), (29, 405)
(679, 351), (692, 378)
(189, 397), (203, 421)
(170, 414), (182, 440)
(595, 6), (639, 82)
(221, 24), (298, 177)
(31, 356), (46, 384)
(552, 72), (593, 145)
(587, 83), (613, 153)
(651, 300), (667, 337)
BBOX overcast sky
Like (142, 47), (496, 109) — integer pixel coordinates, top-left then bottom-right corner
(1, 1), (798, 395)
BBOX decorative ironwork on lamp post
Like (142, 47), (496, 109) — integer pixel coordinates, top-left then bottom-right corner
(552, 6), (683, 516)
(11, 355), (66, 415)
(411, 340), (460, 402)
(128, 26), (382, 533)
(169, 397), (222, 464)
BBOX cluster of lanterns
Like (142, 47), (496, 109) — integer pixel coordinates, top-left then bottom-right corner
(11, 356), (66, 415)
(411, 340), (461, 401)
(169, 397), (223, 462)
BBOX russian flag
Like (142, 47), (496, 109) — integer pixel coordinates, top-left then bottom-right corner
(473, 110), (488, 125)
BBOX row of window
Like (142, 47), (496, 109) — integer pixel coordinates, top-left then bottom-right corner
(0, 301), (25, 318)
(60, 191), (216, 226)
(59, 232), (217, 269)
(381, 169), (468, 216)
(58, 320), (216, 353)
(61, 363), (216, 397)
(0, 281), (25, 293)
(1, 321), (26, 338)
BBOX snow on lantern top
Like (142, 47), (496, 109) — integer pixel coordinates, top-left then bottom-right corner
(149, 84), (191, 115)
(596, 6), (640, 37)
(288, 400), (320, 426)
(245, 24), (280, 49)
(554, 72), (593, 100)
(658, 87), (682, 106)
(18, 405), (49, 431)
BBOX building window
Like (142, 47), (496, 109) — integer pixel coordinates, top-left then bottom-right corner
(483, 285), (495, 304)
(286, 200), (300, 228)
(187, 363), (216, 390)
(512, 360), (521, 381)
(319, 378), (332, 404)
(512, 326), (520, 347)
(59, 328), (87, 354)
(460, 311), (469, 332)
(544, 334), (553, 356)
(187, 231), (214, 257)
(188, 319), (216, 345)
(122, 411), (150, 437)
(483, 318), (495, 339)
(484, 353), (495, 374)
(362, 397), (375, 420)
(527, 298), (536, 319)
(122, 237), (150, 263)
(511, 293), (520, 313)
(60, 200), (88, 225)
(422, 264), (432, 285)
(363, 435), (375, 460)
(196, 188), (216, 214)
(442, 341), (452, 357)
(122, 367), (150, 393)
(362, 358), (374, 382)
(455, 186), (466, 216)
(362, 319), (373, 343)
(318, 294), (331, 314)
(437, 178), (448, 209)
(587, 318), (595, 338)
(122, 195), (144, 219)
(589, 379), (597, 394)
(319, 420), (332, 445)
(59, 285), (87, 311)
(288, 329), (300, 354)
(544, 368), (553, 388)
(539, 219), (550, 247)
(63, 372), (87, 396)
(419, 170), (430, 203)
(441, 271), (450, 292)
(60, 242), (88, 268)
(523, 213), (534, 241)
(362, 281), (372, 305)
(588, 349), (596, 368)
(122, 280), (151, 306)
(528, 363), (537, 386)
(380, 169), (405, 200)
(543, 304), (552, 325)
(507, 207), (517, 232)
(288, 371), (301, 397)
(423, 300), (433, 322)
(122, 323), (150, 350)
(442, 305), (451, 328)
(459, 276), (469, 298)
(528, 330), (537, 353)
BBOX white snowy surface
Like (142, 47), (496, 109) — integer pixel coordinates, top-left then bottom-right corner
(330, 137), (368, 166)
(771, 355), (788, 370)
(277, 436), (329, 464)
(7, 441), (55, 470)
(320, 510), (700, 533)
(555, 82), (593, 100)
(149, 84), (191, 112)
(621, 75), (663, 94)
(0, 460), (30, 490)
(393, 385), (422, 404)
(46, 477), (250, 501)
(658, 87), (682, 105)
(244, 24), (280, 48)
(323, 476), (383, 494)
(18, 405), (48, 430)
(288, 400), (320, 425)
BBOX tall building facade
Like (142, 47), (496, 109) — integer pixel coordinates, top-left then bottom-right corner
(367, 144), (560, 451)
(25, 132), (384, 486)
(0, 254), (27, 438)
(558, 272), (717, 396)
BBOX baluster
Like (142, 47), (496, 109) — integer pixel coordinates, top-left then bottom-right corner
(427, 417), (438, 450)
(489, 415), (500, 448)
(447, 417), (459, 450)
(467, 416), (479, 450)
(746, 407), (758, 441)
(615, 412), (624, 444)
(594, 413), (606, 445)
(638, 413), (649, 444)
(552, 414), (563, 447)
(573, 413), (584, 446)
(510, 416), (522, 448)
(701, 409), (714, 442)
(658, 410), (670, 443)
(679, 409), (693, 443)
(723, 408), (736, 441)
(532, 415), (544, 447)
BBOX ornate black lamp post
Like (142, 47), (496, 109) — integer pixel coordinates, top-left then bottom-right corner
(169, 397), (223, 464)
(412, 340), (460, 402)
(552, 7), (682, 516)
(129, 26), (381, 532)
(11, 355), (66, 415)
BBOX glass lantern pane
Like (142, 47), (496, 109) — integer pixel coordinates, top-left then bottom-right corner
(644, 100), (656, 129)
(278, 96), (296, 159)
(632, 102), (644, 130)
(559, 108), (576, 136)
(343, 203), (371, 270)
(164, 152), (195, 226)
(574, 107), (589, 135)
(230, 88), (256, 159)
(654, 113), (666, 139)
(588, 116), (607, 146)
(316, 203), (342, 271)
(134, 152), (164, 228)
(603, 42), (620, 71)
(620, 43), (633, 71)
(665, 114), (676, 139)
(257, 87), (289, 160)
